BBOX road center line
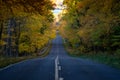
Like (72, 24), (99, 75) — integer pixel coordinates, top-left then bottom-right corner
(59, 77), (64, 80)
(55, 56), (59, 80)
(58, 66), (61, 70)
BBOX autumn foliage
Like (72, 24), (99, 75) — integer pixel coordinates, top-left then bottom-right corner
(60, 0), (120, 56)
(0, 0), (56, 56)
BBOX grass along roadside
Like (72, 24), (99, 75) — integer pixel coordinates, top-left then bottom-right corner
(65, 45), (120, 69)
(0, 42), (52, 69)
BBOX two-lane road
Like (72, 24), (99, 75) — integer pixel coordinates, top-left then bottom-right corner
(0, 35), (120, 80)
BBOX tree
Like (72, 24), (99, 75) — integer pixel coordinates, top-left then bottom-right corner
(60, 0), (120, 55)
(0, 0), (55, 57)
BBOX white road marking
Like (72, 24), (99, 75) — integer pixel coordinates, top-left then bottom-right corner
(57, 60), (59, 65)
(55, 37), (64, 80)
(59, 77), (64, 80)
(58, 66), (61, 70)
(55, 56), (59, 80)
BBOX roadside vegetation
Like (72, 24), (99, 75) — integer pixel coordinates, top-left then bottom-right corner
(0, 42), (52, 68)
(59, 0), (120, 69)
(0, 0), (56, 68)
(65, 46), (120, 69)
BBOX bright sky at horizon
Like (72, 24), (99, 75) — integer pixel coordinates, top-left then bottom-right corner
(52, 0), (63, 14)
(51, 0), (64, 20)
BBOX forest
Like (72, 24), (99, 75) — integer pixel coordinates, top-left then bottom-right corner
(0, 0), (120, 68)
(60, 0), (120, 61)
(0, 0), (56, 57)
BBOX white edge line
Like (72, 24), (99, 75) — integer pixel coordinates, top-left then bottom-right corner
(0, 59), (29, 71)
(0, 58), (44, 71)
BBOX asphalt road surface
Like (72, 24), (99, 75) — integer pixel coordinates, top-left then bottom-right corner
(0, 35), (120, 80)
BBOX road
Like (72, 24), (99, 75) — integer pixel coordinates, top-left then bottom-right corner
(0, 35), (120, 80)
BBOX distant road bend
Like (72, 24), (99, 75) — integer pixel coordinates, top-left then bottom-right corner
(0, 35), (120, 80)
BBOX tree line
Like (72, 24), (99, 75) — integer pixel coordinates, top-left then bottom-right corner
(60, 0), (120, 56)
(0, 0), (56, 57)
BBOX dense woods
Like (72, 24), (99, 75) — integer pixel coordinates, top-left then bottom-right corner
(60, 0), (120, 56)
(0, 0), (56, 57)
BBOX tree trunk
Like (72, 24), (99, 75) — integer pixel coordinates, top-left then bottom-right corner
(15, 21), (21, 57)
(6, 19), (12, 57)
(0, 20), (4, 55)
(0, 20), (4, 40)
